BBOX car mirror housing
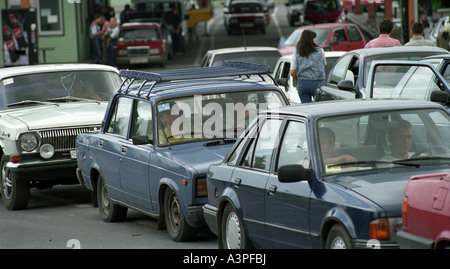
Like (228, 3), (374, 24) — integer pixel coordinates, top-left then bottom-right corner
(132, 135), (152, 145)
(277, 78), (287, 87)
(430, 91), (450, 104)
(337, 80), (356, 92)
(278, 164), (314, 183)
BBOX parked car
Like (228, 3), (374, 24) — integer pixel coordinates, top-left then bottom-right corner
(76, 62), (289, 242)
(200, 46), (282, 72)
(272, 51), (346, 103)
(429, 16), (449, 45)
(278, 23), (366, 55)
(423, 54), (450, 84)
(117, 22), (171, 67)
(224, 0), (270, 34)
(204, 99), (450, 248)
(0, 64), (121, 210)
(315, 46), (450, 102)
(285, 0), (305, 26)
(303, 0), (343, 24)
(342, 0), (384, 12)
(397, 172), (450, 249)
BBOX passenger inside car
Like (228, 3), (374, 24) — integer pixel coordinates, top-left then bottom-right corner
(379, 119), (414, 162)
(319, 127), (357, 165)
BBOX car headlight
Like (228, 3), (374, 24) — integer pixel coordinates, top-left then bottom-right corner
(19, 133), (39, 152)
(39, 144), (55, 159)
(149, 48), (160, 54)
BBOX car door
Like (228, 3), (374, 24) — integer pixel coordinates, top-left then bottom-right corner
(230, 117), (283, 248)
(265, 119), (314, 248)
(119, 99), (153, 211)
(345, 25), (366, 50)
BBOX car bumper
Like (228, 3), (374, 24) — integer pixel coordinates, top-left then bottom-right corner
(117, 55), (165, 65)
(187, 204), (207, 227)
(7, 157), (77, 181)
(396, 230), (434, 249)
(203, 203), (219, 235)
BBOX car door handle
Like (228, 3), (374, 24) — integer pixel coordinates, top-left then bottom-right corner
(232, 178), (242, 186)
(99, 140), (104, 148)
(267, 185), (277, 195)
(121, 146), (128, 155)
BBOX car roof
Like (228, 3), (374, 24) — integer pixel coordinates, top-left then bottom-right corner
(206, 46), (280, 55)
(0, 64), (119, 79)
(345, 46), (449, 57)
(267, 99), (445, 118)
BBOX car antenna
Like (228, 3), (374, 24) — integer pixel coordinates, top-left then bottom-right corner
(242, 28), (247, 50)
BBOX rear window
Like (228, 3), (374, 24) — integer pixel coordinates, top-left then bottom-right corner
(212, 51), (282, 72)
(120, 27), (161, 41)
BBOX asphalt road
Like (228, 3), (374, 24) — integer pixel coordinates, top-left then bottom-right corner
(0, 3), (292, 249)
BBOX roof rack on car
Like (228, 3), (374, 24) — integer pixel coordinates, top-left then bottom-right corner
(118, 61), (275, 98)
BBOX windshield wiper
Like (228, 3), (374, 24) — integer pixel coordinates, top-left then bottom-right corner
(326, 160), (413, 168)
(47, 96), (100, 104)
(7, 100), (59, 107)
(394, 157), (450, 167)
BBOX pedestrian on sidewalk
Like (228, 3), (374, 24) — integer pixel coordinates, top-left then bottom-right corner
(365, 19), (401, 48)
(404, 22), (435, 47)
(290, 30), (326, 103)
(89, 15), (106, 64)
(106, 17), (120, 67)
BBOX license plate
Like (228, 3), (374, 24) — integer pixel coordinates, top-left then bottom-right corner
(70, 150), (77, 159)
(130, 58), (148, 64)
(240, 23), (253, 28)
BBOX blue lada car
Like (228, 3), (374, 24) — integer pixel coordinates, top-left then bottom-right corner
(75, 62), (289, 241)
(204, 99), (450, 248)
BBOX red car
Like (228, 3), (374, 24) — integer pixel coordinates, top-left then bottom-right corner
(398, 172), (450, 249)
(117, 22), (170, 67)
(224, 0), (270, 34)
(278, 23), (366, 55)
(303, 0), (343, 24)
(342, 0), (384, 12)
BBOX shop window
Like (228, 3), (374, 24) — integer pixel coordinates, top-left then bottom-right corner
(37, 0), (63, 35)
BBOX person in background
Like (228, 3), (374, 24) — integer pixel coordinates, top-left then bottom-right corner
(168, 5), (183, 56)
(106, 17), (120, 67)
(89, 15), (106, 64)
(404, 22), (435, 46)
(365, 19), (401, 48)
(120, 4), (132, 25)
(289, 30), (326, 103)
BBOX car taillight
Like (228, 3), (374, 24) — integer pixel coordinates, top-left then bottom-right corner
(196, 177), (207, 197)
(402, 196), (408, 227)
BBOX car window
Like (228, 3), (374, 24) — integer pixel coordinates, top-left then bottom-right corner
(240, 118), (282, 171)
(346, 26), (363, 42)
(130, 100), (153, 141)
(211, 51), (282, 72)
(332, 29), (346, 43)
(230, 3), (262, 13)
(284, 28), (330, 46)
(121, 27), (161, 40)
(329, 54), (353, 84)
(276, 120), (310, 171)
(442, 62), (450, 84)
(317, 108), (450, 175)
(107, 97), (133, 138)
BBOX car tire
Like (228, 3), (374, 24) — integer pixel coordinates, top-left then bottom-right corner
(164, 187), (196, 242)
(326, 224), (353, 249)
(1, 155), (30, 210)
(97, 175), (127, 222)
(220, 203), (252, 249)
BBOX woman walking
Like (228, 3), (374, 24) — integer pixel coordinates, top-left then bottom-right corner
(290, 30), (326, 103)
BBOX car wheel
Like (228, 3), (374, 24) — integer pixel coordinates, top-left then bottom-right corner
(97, 175), (127, 222)
(1, 155), (30, 210)
(164, 187), (196, 242)
(326, 224), (353, 249)
(221, 204), (252, 249)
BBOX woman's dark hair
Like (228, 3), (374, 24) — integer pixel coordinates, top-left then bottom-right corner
(296, 30), (318, 58)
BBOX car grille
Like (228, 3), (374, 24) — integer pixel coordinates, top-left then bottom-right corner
(128, 47), (150, 55)
(39, 126), (98, 151)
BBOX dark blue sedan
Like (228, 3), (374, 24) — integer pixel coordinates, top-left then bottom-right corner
(204, 99), (450, 248)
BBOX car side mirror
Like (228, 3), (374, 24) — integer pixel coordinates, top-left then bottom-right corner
(277, 78), (287, 87)
(337, 80), (356, 92)
(430, 91), (450, 104)
(132, 135), (152, 145)
(278, 164), (314, 183)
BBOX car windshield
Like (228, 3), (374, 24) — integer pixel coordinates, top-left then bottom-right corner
(212, 51), (282, 71)
(1, 70), (121, 107)
(120, 27), (161, 41)
(230, 3), (262, 13)
(370, 63), (445, 100)
(291, 0), (305, 4)
(318, 108), (450, 175)
(156, 90), (286, 146)
(284, 28), (330, 46)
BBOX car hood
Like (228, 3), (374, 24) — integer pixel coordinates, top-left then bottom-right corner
(330, 166), (450, 215)
(4, 102), (108, 130)
(165, 141), (235, 174)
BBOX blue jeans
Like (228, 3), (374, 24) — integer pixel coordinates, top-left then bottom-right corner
(91, 37), (102, 64)
(297, 80), (323, 103)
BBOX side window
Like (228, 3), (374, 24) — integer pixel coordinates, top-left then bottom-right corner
(332, 29), (347, 43)
(329, 54), (353, 84)
(276, 121), (310, 170)
(240, 119), (282, 171)
(130, 100), (153, 141)
(107, 97), (133, 137)
(346, 26), (363, 42)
